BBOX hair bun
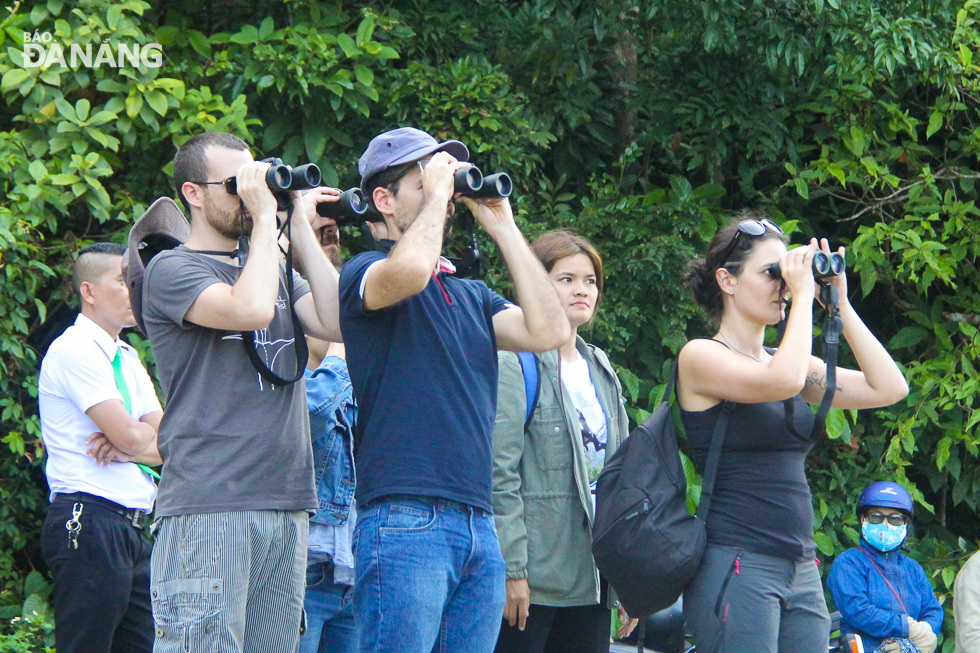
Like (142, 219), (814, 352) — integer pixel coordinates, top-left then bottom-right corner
(684, 257), (723, 321)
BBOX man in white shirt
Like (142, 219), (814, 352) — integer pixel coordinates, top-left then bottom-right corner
(38, 242), (162, 653)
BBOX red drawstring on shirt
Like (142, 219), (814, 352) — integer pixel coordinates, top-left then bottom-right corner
(432, 273), (452, 305)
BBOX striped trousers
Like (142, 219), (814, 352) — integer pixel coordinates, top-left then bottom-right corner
(150, 510), (308, 653)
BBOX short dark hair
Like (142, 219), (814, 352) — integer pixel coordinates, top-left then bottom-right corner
(363, 160), (418, 215)
(72, 242), (126, 298)
(173, 132), (250, 212)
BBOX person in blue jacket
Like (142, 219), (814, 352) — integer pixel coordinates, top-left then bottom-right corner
(827, 481), (943, 653)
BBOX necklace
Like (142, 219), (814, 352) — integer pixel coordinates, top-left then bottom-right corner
(718, 332), (765, 362)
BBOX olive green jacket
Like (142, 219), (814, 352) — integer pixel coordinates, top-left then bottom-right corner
(492, 338), (629, 607)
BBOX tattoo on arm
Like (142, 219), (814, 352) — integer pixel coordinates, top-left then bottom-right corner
(806, 372), (843, 392)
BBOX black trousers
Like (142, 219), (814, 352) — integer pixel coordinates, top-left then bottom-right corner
(41, 495), (154, 653)
(494, 602), (612, 653)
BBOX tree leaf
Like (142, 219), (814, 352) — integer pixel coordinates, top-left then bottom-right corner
(145, 90), (168, 116)
(337, 33), (360, 58)
(75, 98), (90, 121)
(188, 30), (211, 57)
(28, 160), (47, 182)
(926, 110), (943, 139)
(258, 17), (274, 40)
(125, 94), (143, 118)
(889, 326), (928, 349)
(356, 16), (376, 45)
(354, 64), (374, 86)
(813, 531), (835, 556)
(1, 68), (31, 94)
(304, 122), (327, 162)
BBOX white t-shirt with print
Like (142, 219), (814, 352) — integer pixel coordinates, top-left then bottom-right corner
(560, 351), (607, 499)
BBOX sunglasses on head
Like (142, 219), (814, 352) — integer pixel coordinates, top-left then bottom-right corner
(865, 511), (908, 527)
(714, 218), (783, 268)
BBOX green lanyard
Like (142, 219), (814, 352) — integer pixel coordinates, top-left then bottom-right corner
(111, 346), (161, 481)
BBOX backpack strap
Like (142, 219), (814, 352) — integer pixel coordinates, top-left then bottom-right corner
(662, 360), (678, 407)
(695, 399), (735, 522)
(517, 352), (540, 428)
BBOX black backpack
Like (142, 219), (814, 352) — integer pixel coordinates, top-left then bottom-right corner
(591, 362), (733, 618)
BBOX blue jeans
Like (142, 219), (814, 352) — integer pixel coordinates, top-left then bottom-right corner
(299, 561), (357, 653)
(353, 496), (506, 653)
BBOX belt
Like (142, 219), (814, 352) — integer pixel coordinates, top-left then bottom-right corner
(54, 492), (151, 530)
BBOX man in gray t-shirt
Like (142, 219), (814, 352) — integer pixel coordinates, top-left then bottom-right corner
(141, 132), (344, 653)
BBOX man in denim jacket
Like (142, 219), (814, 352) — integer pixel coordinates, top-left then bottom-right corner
(299, 218), (362, 653)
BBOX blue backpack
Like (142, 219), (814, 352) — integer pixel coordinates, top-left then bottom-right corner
(516, 352), (539, 427)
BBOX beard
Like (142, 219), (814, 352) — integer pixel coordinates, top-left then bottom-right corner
(394, 200), (456, 248)
(203, 191), (252, 240)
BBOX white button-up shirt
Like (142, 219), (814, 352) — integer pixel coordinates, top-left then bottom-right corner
(38, 314), (160, 510)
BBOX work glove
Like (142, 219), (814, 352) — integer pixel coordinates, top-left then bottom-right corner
(907, 619), (937, 653)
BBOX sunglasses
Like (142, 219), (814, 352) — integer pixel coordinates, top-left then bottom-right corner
(714, 218), (783, 268)
(193, 177), (238, 195)
(865, 511), (908, 527)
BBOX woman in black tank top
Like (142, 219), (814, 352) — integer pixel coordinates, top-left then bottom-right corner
(676, 210), (909, 653)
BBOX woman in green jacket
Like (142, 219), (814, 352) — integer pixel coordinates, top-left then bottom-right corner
(492, 229), (632, 653)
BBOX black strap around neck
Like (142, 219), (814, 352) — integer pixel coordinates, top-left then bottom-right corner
(240, 206), (307, 386)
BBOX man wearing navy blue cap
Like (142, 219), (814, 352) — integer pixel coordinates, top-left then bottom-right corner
(340, 127), (570, 652)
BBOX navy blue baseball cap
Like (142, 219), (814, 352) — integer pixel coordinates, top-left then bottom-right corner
(358, 127), (468, 194)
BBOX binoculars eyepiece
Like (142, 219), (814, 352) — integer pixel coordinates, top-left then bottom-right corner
(316, 187), (369, 225)
(452, 165), (513, 199)
(767, 250), (845, 282)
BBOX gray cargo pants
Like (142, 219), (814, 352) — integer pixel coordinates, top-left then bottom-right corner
(683, 544), (830, 653)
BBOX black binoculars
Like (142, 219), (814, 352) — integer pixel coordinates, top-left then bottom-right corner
(316, 188), (369, 225)
(452, 166), (513, 199)
(767, 251), (845, 282)
(223, 158), (322, 210)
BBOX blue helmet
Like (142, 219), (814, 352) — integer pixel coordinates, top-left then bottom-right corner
(857, 481), (914, 515)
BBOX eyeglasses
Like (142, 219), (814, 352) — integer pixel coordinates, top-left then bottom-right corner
(192, 177), (237, 195)
(865, 512), (908, 527)
(714, 218), (783, 268)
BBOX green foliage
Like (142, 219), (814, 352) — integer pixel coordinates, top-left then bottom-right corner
(155, 4), (398, 185)
(2, 0), (979, 648)
(384, 56), (556, 182)
(0, 570), (54, 651)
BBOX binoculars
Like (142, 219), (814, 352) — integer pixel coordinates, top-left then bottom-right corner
(767, 251), (845, 282)
(452, 166), (513, 199)
(316, 187), (369, 224)
(223, 158), (322, 210)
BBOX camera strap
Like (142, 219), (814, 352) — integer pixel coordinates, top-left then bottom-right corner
(783, 282), (842, 440)
(813, 284), (843, 434)
(240, 204), (308, 386)
(450, 210), (483, 278)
